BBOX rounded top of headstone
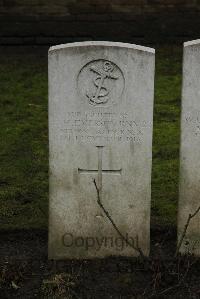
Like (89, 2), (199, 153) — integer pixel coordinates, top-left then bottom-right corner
(49, 41), (155, 54)
(184, 39), (200, 47)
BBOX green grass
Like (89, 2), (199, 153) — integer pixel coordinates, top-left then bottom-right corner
(0, 53), (48, 229)
(0, 46), (182, 230)
(152, 45), (182, 226)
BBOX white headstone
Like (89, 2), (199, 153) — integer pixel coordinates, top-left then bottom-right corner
(178, 39), (200, 256)
(48, 41), (155, 259)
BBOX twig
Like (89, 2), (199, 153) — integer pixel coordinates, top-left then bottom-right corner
(154, 284), (180, 296)
(175, 205), (200, 257)
(93, 178), (145, 260)
(153, 256), (192, 297)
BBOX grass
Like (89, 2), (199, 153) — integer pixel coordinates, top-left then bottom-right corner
(152, 45), (182, 226)
(0, 45), (182, 230)
(0, 52), (48, 229)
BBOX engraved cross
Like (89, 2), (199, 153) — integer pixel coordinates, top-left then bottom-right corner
(78, 146), (122, 199)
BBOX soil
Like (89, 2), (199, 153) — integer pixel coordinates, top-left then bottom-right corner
(0, 226), (199, 298)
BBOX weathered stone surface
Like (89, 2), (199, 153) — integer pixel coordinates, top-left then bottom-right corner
(178, 39), (200, 256)
(48, 41), (155, 259)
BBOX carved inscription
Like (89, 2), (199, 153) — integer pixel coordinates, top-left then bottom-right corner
(78, 60), (124, 107)
(78, 146), (122, 199)
(58, 111), (151, 144)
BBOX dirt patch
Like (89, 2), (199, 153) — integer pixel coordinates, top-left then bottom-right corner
(0, 227), (199, 298)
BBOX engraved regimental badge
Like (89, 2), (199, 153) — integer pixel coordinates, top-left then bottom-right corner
(78, 59), (124, 107)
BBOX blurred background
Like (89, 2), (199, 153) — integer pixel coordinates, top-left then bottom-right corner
(1, 0), (200, 45)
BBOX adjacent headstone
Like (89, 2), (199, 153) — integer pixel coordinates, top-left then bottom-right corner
(48, 41), (155, 259)
(178, 39), (200, 256)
